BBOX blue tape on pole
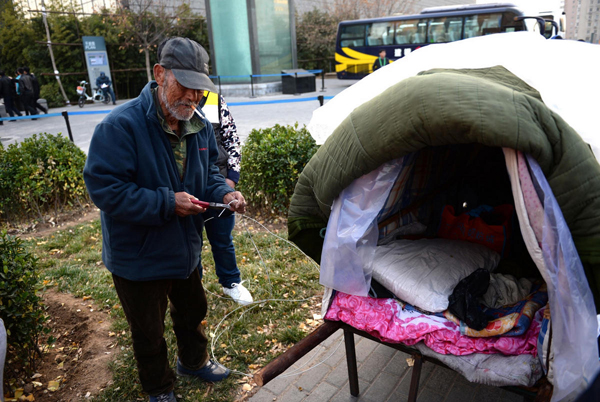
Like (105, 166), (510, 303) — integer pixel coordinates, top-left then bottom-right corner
(68, 110), (111, 116)
(0, 110), (111, 122)
(0, 112), (62, 122)
(209, 70), (325, 80)
(229, 96), (333, 106)
(1, 96), (334, 121)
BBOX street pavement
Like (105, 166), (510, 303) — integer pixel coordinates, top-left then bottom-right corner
(249, 329), (527, 402)
(1, 78), (530, 402)
(0, 78), (357, 154)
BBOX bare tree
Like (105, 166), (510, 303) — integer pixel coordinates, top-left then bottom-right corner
(114, 0), (196, 81)
(327, 0), (418, 20)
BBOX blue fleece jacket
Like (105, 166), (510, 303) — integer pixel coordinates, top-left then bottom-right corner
(84, 82), (233, 281)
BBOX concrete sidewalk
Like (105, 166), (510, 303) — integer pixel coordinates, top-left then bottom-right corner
(0, 78), (358, 154)
(249, 329), (527, 402)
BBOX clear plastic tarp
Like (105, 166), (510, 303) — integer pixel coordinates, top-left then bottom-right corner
(320, 158), (403, 295)
(526, 155), (600, 401)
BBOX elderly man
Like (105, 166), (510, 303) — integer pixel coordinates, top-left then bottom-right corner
(84, 37), (245, 402)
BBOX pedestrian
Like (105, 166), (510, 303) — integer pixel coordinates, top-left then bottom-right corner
(84, 37), (245, 402)
(24, 67), (48, 114)
(200, 91), (253, 305)
(95, 72), (117, 105)
(372, 49), (390, 72)
(15, 67), (37, 118)
(0, 70), (22, 121)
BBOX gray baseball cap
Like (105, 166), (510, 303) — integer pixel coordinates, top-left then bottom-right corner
(158, 37), (217, 93)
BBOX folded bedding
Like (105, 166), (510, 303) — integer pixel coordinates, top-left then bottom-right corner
(324, 291), (541, 356)
(371, 238), (500, 313)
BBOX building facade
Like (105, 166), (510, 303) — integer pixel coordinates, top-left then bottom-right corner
(565, 0), (600, 42)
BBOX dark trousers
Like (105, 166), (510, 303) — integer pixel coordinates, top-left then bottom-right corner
(3, 96), (22, 117)
(112, 269), (209, 396)
(20, 91), (37, 116)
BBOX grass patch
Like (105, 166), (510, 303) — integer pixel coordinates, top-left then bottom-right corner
(26, 216), (323, 401)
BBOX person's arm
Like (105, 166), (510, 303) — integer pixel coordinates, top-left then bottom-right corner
(84, 121), (183, 226)
(218, 95), (241, 186)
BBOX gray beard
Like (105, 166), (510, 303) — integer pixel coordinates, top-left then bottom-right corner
(160, 85), (195, 121)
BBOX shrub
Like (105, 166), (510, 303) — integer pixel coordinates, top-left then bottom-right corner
(0, 231), (46, 373)
(39, 82), (67, 108)
(238, 123), (319, 215)
(0, 133), (89, 225)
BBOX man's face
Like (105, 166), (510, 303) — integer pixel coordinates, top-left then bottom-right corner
(380, 50), (386, 58)
(156, 66), (204, 121)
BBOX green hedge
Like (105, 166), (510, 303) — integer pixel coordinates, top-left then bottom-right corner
(0, 133), (89, 225)
(0, 231), (46, 374)
(238, 124), (319, 216)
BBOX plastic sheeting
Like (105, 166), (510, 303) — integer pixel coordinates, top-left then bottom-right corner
(320, 158), (403, 296)
(308, 32), (600, 161)
(525, 155), (600, 401)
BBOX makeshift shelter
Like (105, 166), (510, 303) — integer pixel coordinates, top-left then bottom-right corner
(256, 33), (600, 402)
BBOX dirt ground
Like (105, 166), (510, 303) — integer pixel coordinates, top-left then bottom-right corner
(5, 206), (285, 401)
(15, 289), (115, 402)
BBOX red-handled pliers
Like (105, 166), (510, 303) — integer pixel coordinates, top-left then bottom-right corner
(190, 199), (233, 210)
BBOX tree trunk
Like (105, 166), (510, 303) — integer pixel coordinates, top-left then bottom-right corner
(145, 47), (152, 82)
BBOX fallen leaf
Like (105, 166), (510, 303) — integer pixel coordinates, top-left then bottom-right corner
(47, 380), (60, 392)
(242, 384), (252, 392)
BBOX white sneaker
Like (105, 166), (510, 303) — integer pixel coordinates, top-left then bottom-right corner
(222, 282), (253, 306)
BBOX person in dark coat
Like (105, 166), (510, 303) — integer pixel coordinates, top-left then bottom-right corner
(0, 70), (22, 120)
(84, 37), (245, 402)
(24, 67), (48, 114)
(15, 67), (37, 117)
(95, 72), (117, 105)
(372, 49), (390, 72)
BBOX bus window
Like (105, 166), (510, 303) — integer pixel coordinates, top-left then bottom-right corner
(367, 22), (395, 46)
(414, 20), (428, 44)
(395, 20), (419, 44)
(463, 13), (502, 38)
(447, 17), (463, 41)
(340, 24), (366, 47)
(501, 12), (526, 33)
(428, 17), (461, 43)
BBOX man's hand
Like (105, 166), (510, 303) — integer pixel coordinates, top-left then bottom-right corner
(175, 191), (206, 217)
(223, 191), (246, 214)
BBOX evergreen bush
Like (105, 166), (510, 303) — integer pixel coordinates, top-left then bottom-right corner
(238, 124), (319, 216)
(0, 231), (46, 373)
(0, 133), (89, 225)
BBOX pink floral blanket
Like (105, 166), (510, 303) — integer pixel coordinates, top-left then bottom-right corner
(324, 292), (541, 356)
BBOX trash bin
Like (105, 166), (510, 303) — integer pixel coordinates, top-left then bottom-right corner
(281, 69), (316, 94)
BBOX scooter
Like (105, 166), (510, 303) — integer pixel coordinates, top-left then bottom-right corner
(76, 81), (111, 108)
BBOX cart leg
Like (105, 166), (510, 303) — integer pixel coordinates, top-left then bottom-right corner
(408, 353), (423, 402)
(344, 328), (359, 397)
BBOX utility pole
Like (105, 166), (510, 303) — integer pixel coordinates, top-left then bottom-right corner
(41, 0), (71, 105)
